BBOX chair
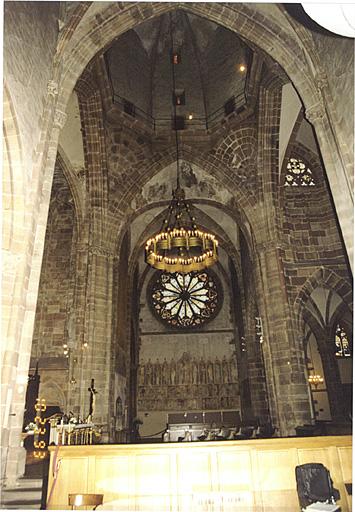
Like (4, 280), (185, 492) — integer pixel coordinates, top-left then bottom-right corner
(198, 429), (208, 441)
(227, 429), (237, 440)
(235, 426), (254, 440)
(295, 463), (340, 511)
(205, 430), (216, 441)
(216, 428), (229, 440)
(255, 424), (275, 438)
(68, 493), (104, 510)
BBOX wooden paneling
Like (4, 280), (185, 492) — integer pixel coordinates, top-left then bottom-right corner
(47, 436), (352, 511)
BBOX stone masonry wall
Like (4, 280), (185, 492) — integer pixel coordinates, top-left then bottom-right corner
(3, 2), (59, 184)
(32, 165), (75, 361)
(281, 147), (351, 303)
(107, 31), (151, 114)
(205, 26), (247, 115)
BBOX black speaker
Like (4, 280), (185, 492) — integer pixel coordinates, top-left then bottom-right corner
(224, 97), (235, 116)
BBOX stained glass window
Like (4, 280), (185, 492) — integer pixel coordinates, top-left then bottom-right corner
(150, 271), (221, 328)
(335, 324), (351, 357)
(285, 157), (315, 187)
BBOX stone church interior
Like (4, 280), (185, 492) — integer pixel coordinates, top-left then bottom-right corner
(2, 2), (353, 511)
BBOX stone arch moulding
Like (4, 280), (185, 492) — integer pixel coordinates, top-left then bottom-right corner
(39, 378), (67, 411)
(328, 300), (353, 337)
(3, 83), (26, 254)
(294, 267), (353, 330)
(110, 149), (257, 255)
(51, 2), (352, 265)
(56, 145), (85, 231)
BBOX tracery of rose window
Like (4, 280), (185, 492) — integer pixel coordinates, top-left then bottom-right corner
(150, 271), (221, 328)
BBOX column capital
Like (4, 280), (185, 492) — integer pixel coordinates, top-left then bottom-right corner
(315, 70), (329, 92)
(305, 101), (326, 125)
(255, 240), (286, 254)
(47, 80), (59, 97)
(89, 244), (116, 260)
(54, 109), (67, 129)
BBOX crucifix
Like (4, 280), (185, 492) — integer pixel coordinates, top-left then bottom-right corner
(87, 379), (97, 423)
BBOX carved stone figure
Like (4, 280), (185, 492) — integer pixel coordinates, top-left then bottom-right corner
(176, 357), (183, 385)
(229, 358), (238, 382)
(145, 358), (153, 385)
(153, 358), (161, 385)
(162, 358), (169, 385)
(207, 359), (214, 383)
(170, 358), (176, 385)
(138, 363), (145, 385)
(181, 352), (191, 384)
(192, 358), (198, 384)
(214, 357), (221, 383)
(199, 357), (207, 384)
(222, 355), (230, 383)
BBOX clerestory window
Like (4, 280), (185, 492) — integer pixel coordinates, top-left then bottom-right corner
(285, 157), (315, 187)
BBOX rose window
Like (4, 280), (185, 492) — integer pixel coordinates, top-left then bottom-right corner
(150, 271), (221, 328)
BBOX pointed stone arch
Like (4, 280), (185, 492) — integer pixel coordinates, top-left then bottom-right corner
(294, 267), (353, 329)
(56, 146), (86, 231)
(2, 84), (25, 255)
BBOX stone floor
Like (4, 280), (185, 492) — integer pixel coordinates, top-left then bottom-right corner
(1, 460), (44, 510)
(0, 478), (42, 510)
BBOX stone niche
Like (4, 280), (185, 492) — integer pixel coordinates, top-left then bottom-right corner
(137, 263), (241, 437)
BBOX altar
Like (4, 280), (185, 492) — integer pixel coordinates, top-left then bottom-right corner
(46, 435), (352, 511)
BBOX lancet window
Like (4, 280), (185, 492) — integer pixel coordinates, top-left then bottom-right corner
(334, 324), (351, 358)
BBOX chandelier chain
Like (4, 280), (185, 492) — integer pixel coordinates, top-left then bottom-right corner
(170, 12), (180, 189)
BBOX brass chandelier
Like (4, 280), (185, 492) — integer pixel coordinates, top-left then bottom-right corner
(144, 13), (218, 274)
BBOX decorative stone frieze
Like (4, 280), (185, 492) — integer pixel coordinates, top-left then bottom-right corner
(138, 353), (240, 411)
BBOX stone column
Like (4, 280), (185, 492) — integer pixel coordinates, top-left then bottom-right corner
(1, 96), (66, 485)
(76, 244), (115, 440)
(305, 102), (353, 269)
(246, 332), (270, 423)
(65, 238), (89, 416)
(256, 244), (312, 436)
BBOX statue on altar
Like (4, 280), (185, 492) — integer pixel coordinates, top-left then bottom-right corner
(87, 379), (97, 423)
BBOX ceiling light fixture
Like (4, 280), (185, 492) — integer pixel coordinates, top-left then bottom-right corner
(144, 13), (218, 274)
